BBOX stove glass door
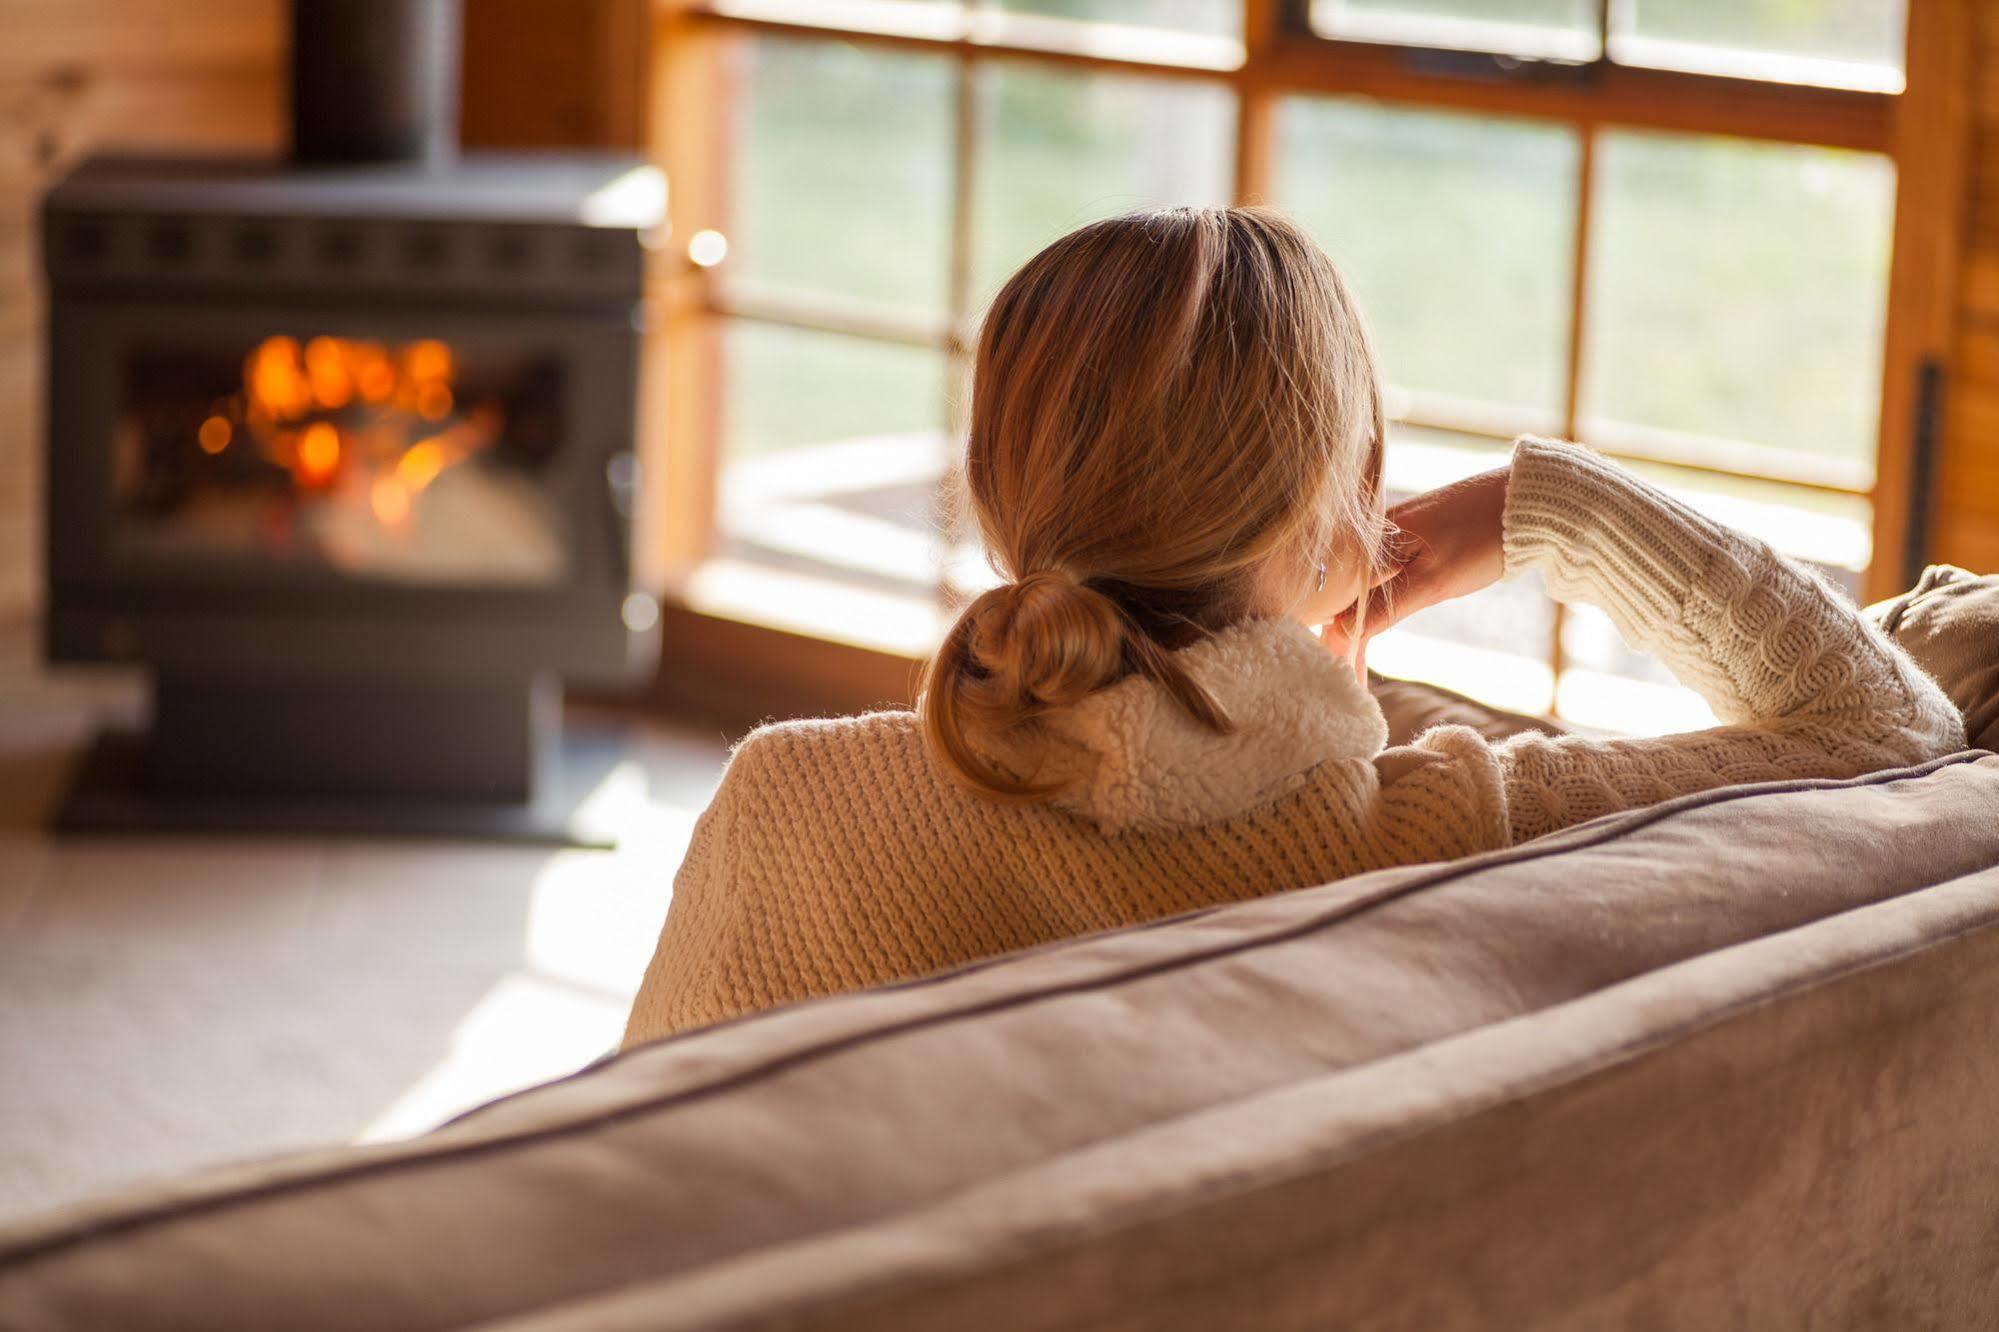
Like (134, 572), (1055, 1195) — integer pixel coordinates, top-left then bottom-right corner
(111, 332), (572, 584)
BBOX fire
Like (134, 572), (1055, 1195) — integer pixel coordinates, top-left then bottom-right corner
(404, 340), (453, 382)
(297, 422), (341, 484)
(348, 341), (397, 404)
(219, 334), (500, 521)
(247, 336), (312, 420)
(396, 439), (449, 491)
(304, 336), (355, 410)
(416, 383), (453, 421)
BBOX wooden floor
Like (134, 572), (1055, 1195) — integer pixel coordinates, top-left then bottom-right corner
(0, 622), (730, 1224)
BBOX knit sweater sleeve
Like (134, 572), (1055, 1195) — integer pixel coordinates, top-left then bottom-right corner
(1457, 437), (1964, 845)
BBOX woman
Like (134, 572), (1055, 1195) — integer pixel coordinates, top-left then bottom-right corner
(622, 207), (1960, 1045)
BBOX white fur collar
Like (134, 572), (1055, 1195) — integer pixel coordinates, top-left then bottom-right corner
(990, 617), (1389, 833)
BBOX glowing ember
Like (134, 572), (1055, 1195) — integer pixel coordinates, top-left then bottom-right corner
(297, 422), (341, 484)
(416, 383), (453, 421)
(404, 340), (453, 383)
(352, 343), (396, 404)
(396, 439), (449, 491)
(247, 336), (311, 420)
(197, 416), (232, 454)
(304, 336), (354, 410)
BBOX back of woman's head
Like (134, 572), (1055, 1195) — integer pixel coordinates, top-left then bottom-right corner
(921, 205), (1387, 800)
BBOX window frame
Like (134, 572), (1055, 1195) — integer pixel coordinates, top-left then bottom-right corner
(640, 0), (1963, 715)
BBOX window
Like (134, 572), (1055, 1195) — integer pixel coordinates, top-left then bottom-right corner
(653, 0), (1914, 731)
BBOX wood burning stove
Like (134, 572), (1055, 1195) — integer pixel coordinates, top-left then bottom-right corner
(41, 0), (662, 838)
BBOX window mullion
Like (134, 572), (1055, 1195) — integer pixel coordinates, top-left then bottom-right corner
(650, 8), (735, 581)
(938, 44), (984, 608)
(1548, 124), (1600, 704)
(1235, 0), (1281, 202)
(947, 53), (982, 353)
(1562, 130), (1597, 446)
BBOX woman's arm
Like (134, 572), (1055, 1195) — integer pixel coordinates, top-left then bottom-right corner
(1347, 437), (1964, 843)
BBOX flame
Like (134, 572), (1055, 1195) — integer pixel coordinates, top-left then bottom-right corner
(353, 344), (396, 404)
(416, 383), (454, 421)
(222, 334), (501, 517)
(297, 422), (341, 485)
(396, 439), (450, 491)
(404, 340), (453, 383)
(246, 336), (312, 420)
(304, 336), (355, 410)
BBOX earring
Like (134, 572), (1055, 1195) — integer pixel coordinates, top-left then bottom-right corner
(1315, 564), (1326, 593)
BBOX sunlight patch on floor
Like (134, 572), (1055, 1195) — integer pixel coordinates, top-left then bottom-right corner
(356, 970), (628, 1143)
(356, 786), (701, 1145)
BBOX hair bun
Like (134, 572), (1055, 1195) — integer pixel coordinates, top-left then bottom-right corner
(922, 565), (1232, 799)
(964, 570), (1128, 711)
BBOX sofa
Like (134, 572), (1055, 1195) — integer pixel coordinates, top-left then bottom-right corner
(1, 571), (1995, 1331)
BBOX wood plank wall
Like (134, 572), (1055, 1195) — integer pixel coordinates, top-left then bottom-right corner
(462, 0), (646, 150)
(1945, 7), (1999, 575)
(0, 0), (285, 620)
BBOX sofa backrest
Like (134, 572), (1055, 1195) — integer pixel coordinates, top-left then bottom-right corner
(490, 864), (1999, 1332)
(3, 754), (1997, 1331)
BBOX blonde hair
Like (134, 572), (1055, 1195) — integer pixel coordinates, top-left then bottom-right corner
(921, 205), (1387, 800)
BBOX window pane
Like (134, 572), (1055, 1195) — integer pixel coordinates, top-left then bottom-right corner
(1621, 458), (1873, 573)
(974, 66), (1233, 304)
(721, 322), (946, 596)
(1383, 424), (1509, 490)
(1581, 132), (1893, 475)
(734, 38), (953, 313)
(1612, 0), (1905, 93)
(1561, 603), (1680, 691)
(724, 322), (945, 460)
(1278, 98), (1578, 419)
(1310, 0), (1599, 61)
(1556, 605), (1720, 736)
(992, 0), (1238, 38)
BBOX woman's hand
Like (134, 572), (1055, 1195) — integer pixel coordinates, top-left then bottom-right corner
(1322, 465), (1510, 654)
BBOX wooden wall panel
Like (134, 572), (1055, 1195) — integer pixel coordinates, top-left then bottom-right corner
(1940, 6), (1999, 576)
(0, 0), (281, 74)
(461, 0), (647, 149)
(0, 0), (284, 622)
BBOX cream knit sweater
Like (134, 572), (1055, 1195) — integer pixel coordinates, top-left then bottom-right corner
(624, 439), (1963, 1044)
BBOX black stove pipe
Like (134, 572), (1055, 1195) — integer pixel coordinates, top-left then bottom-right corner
(290, 0), (462, 166)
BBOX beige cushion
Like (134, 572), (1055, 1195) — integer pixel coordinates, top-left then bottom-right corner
(1870, 564), (1999, 750)
(3, 755), (1997, 1330)
(1369, 671), (1568, 747)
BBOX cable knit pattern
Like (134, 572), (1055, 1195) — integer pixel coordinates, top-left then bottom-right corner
(623, 439), (1963, 1043)
(1492, 437), (1963, 842)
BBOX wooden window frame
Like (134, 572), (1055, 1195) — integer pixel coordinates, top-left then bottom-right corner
(639, 0), (1970, 723)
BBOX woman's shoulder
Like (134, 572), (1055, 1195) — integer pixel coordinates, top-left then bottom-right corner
(721, 708), (935, 798)
(735, 706), (924, 758)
